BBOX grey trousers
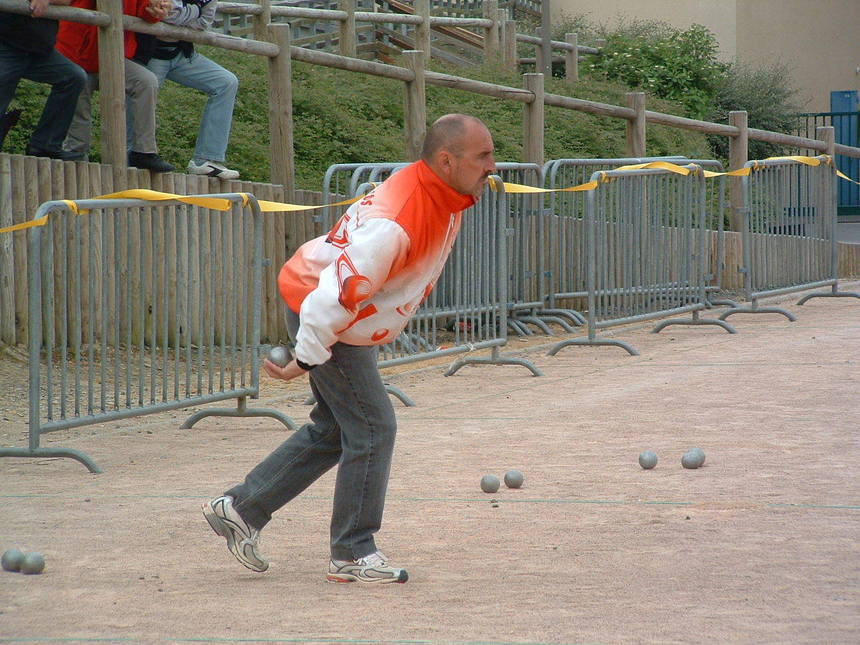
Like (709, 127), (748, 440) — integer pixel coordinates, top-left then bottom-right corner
(226, 309), (398, 561)
(63, 59), (159, 159)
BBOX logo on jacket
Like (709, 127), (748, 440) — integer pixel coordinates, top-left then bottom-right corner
(335, 252), (372, 312)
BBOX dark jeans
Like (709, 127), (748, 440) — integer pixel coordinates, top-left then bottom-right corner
(226, 309), (398, 561)
(0, 43), (86, 154)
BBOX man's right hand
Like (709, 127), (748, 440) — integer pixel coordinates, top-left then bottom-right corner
(262, 358), (308, 383)
(145, 0), (172, 20)
(29, 0), (50, 17)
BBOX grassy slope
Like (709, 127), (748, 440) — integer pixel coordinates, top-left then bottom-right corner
(3, 46), (711, 191)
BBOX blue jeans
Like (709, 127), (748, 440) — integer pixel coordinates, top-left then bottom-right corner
(0, 43), (86, 154)
(145, 51), (238, 163)
(226, 309), (398, 561)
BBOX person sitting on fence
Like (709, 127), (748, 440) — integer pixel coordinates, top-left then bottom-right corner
(55, 0), (175, 172)
(0, 0), (87, 159)
(202, 113), (497, 584)
(133, 0), (240, 180)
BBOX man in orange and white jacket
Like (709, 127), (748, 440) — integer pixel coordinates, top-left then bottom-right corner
(203, 114), (496, 584)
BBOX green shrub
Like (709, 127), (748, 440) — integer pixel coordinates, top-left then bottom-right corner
(585, 19), (726, 120)
(707, 61), (804, 161)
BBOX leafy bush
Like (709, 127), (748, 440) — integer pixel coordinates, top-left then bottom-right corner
(707, 61), (804, 161)
(585, 18), (726, 120)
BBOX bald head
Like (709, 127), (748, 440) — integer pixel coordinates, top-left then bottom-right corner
(421, 114), (489, 161)
(420, 114), (496, 198)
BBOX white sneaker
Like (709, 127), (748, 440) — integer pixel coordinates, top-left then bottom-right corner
(327, 550), (408, 584)
(202, 496), (268, 572)
(187, 159), (240, 180)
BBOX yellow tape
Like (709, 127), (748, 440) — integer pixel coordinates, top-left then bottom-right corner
(0, 216), (49, 234)
(257, 194), (362, 213)
(93, 189), (233, 211)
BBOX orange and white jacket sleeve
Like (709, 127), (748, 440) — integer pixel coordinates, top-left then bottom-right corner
(293, 218), (410, 366)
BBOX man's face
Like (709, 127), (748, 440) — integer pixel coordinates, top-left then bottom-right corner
(444, 123), (496, 199)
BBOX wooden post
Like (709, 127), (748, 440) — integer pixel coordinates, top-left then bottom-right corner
(403, 51), (426, 162)
(625, 92), (646, 157)
(338, 0), (356, 58)
(523, 73), (544, 166)
(267, 25), (295, 198)
(534, 27), (544, 75)
(728, 110), (748, 232)
(504, 20), (517, 71)
(496, 8), (506, 64)
(415, 0), (431, 66)
(254, 0), (271, 41)
(482, 0), (499, 61)
(539, 0), (552, 77)
(816, 125), (836, 156)
(564, 33), (578, 83)
(96, 0), (126, 167)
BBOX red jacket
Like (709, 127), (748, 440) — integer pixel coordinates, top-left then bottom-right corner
(56, 0), (162, 73)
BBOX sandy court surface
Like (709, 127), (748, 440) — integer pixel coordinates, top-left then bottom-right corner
(1, 286), (859, 644)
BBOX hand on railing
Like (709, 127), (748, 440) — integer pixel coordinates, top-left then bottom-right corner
(28, 0), (49, 17)
(145, 0), (171, 21)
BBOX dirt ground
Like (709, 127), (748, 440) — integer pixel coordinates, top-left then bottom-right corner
(1, 285), (859, 645)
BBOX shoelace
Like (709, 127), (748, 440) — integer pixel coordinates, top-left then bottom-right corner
(360, 551), (387, 567)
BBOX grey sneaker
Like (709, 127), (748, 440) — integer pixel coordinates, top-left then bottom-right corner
(327, 551), (408, 584)
(202, 496), (268, 572)
(187, 159), (240, 180)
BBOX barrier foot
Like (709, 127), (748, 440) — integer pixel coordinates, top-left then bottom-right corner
(507, 319), (532, 336)
(708, 298), (739, 308)
(513, 315), (554, 335)
(0, 446), (102, 473)
(652, 317), (737, 334)
(719, 306), (796, 322)
(534, 314), (578, 333)
(181, 396), (299, 431)
(305, 384), (415, 407)
(444, 347), (543, 377)
(540, 308), (586, 326)
(797, 290), (860, 305)
(547, 337), (639, 357)
(383, 384), (417, 407)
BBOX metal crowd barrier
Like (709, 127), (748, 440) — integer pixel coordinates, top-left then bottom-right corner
(542, 157), (734, 323)
(0, 194), (296, 473)
(720, 155), (860, 321)
(548, 164), (736, 357)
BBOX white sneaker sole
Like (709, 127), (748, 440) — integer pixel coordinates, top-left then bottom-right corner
(326, 568), (408, 584)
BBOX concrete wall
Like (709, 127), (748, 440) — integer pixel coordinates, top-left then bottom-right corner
(735, 0), (859, 112)
(555, 0), (860, 112)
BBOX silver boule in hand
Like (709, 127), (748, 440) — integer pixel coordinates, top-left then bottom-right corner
(267, 345), (292, 368)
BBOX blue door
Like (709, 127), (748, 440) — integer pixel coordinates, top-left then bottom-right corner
(830, 90), (859, 216)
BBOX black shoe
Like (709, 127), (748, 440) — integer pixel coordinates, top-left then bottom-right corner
(25, 145), (80, 161)
(128, 151), (174, 173)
